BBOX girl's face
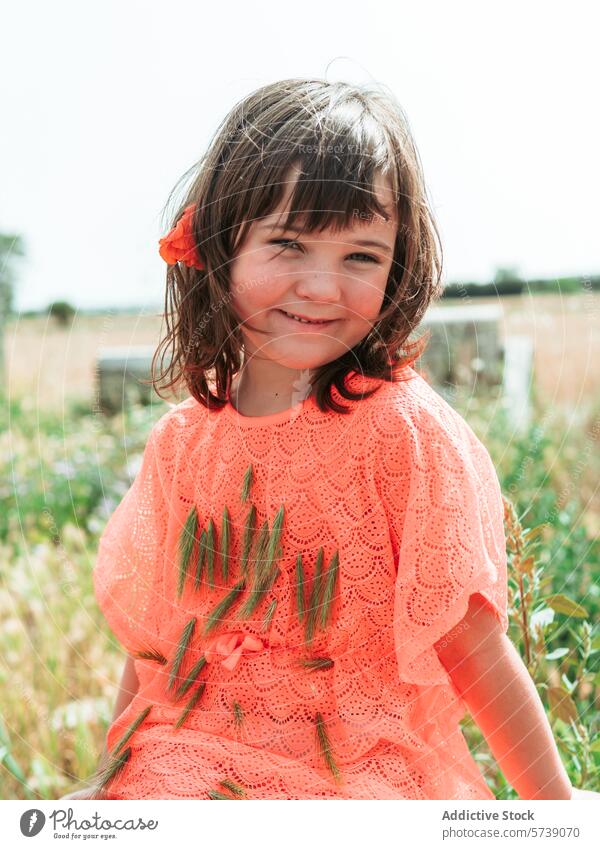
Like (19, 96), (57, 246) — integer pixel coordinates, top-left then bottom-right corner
(228, 167), (398, 375)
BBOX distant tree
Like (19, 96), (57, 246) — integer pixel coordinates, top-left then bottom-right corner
(0, 232), (26, 383)
(493, 265), (523, 285)
(0, 232), (25, 317)
(48, 300), (76, 326)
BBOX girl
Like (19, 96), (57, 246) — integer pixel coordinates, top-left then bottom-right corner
(68, 78), (579, 800)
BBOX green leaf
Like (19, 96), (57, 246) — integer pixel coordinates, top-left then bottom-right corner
(544, 595), (589, 618)
(544, 647), (569, 661)
(523, 526), (545, 543)
(547, 686), (579, 724)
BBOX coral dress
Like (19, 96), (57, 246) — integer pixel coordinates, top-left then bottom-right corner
(92, 366), (508, 799)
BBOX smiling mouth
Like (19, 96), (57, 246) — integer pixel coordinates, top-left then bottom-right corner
(277, 309), (338, 325)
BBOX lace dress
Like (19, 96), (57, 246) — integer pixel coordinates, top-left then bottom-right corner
(92, 366), (508, 799)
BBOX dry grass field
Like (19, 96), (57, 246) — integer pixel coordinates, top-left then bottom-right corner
(4, 292), (599, 411)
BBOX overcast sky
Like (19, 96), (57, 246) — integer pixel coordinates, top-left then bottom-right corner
(1, 0), (598, 311)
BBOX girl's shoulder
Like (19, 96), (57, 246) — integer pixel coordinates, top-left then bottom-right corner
(155, 394), (204, 429)
(144, 395), (209, 454)
(364, 366), (492, 468)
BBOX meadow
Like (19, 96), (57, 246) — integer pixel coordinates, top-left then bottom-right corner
(1, 293), (598, 799)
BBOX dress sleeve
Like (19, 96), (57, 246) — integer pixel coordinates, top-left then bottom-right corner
(385, 401), (508, 687)
(92, 424), (168, 654)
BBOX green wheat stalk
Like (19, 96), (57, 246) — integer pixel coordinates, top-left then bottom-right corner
(265, 505), (285, 574)
(300, 657), (334, 672)
(221, 505), (231, 583)
(204, 578), (246, 635)
(167, 616), (197, 692)
(232, 700), (244, 730)
(258, 508), (284, 598)
(240, 504), (257, 581)
(194, 528), (207, 590)
(240, 463), (254, 503)
(132, 646), (167, 665)
(295, 553), (306, 623)
(95, 747), (131, 791)
(94, 703), (153, 792)
(208, 789), (234, 799)
(238, 521), (270, 618)
(177, 506), (199, 599)
(174, 656), (208, 700)
(111, 705), (153, 755)
(314, 711), (342, 784)
(206, 518), (216, 589)
(219, 778), (247, 798)
(318, 550), (340, 630)
(251, 520), (271, 587)
(261, 598), (277, 631)
(304, 548), (324, 645)
(174, 681), (206, 729)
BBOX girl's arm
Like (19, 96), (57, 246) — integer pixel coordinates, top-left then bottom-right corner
(60, 654), (139, 799)
(434, 592), (573, 800)
(95, 653), (141, 772)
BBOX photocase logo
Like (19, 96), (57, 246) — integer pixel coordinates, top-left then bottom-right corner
(19, 809), (46, 837)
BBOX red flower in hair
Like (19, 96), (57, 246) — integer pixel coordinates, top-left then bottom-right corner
(158, 203), (205, 270)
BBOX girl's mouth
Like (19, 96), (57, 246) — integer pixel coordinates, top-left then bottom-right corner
(276, 309), (338, 328)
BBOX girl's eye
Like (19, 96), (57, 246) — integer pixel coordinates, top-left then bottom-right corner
(269, 240), (380, 264)
(270, 239), (301, 251)
(347, 252), (379, 264)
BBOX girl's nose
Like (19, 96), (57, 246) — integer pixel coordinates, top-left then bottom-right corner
(295, 267), (343, 302)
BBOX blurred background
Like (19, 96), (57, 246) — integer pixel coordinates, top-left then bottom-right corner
(0, 0), (598, 799)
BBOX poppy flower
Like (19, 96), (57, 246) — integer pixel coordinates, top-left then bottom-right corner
(158, 203), (205, 270)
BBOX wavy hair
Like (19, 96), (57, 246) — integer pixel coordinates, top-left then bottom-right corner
(152, 77), (444, 414)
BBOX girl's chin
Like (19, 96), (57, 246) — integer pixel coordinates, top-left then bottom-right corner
(262, 345), (337, 372)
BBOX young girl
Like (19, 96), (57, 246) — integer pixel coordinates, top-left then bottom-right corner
(71, 78), (578, 800)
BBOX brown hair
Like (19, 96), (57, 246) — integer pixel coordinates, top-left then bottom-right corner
(152, 77), (444, 414)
